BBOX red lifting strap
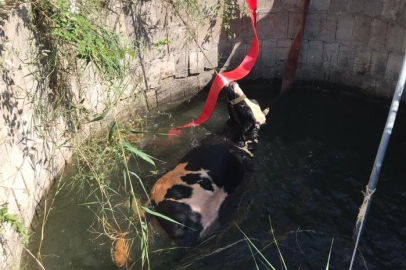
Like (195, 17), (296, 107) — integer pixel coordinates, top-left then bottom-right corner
(168, 0), (259, 137)
(281, 0), (311, 94)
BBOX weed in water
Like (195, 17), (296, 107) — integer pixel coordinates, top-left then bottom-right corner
(236, 217), (335, 270)
(68, 115), (157, 268)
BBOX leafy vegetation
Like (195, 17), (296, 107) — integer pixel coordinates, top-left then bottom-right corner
(31, 0), (134, 80)
(68, 116), (155, 267)
(0, 208), (29, 244)
(222, 0), (239, 38)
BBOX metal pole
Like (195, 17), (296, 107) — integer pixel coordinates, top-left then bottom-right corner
(349, 52), (406, 270)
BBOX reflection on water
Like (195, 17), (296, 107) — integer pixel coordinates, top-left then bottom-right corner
(26, 81), (406, 269)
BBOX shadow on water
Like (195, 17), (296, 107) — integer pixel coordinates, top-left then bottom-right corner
(26, 81), (406, 270)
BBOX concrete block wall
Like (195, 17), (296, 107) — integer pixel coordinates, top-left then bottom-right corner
(81, 0), (406, 110)
(121, 0), (220, 109)
(126, 0), (406, 103)
(214, 0), (406, 99)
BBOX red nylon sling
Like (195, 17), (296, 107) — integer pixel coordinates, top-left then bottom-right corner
(281, 0), (311, 94)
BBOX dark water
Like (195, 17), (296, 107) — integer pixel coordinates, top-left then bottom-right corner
(26, 81), (406, 269)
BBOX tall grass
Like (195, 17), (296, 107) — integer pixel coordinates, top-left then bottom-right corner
(236, 217), (335, 270)
(22, 0), (157, 268)
(69, 116), (156, 268)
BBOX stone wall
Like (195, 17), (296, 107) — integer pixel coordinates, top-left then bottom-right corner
(1, 0), (406, 268)
(143, 0), (406, 103)
(214, 0), (406, 99)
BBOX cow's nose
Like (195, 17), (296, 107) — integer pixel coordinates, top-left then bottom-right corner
(228, 81), (238, 90)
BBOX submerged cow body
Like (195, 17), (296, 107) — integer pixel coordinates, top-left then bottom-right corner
(149, 82), (268, 245)
(150, 144), (245, 245)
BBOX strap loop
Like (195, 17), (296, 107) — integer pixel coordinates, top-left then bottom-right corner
(229, 94), (247, 105)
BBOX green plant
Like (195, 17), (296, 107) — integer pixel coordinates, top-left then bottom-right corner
(25, 0), (137, 136)
(222, 0), (239, 38)
(32, 0), (133, 80)
(0, 207), (29, 244)
(152, 39), (171, 53)
(68, 115), (156, 268)
(172, 0), (203, 22)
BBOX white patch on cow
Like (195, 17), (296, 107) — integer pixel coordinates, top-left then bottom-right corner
(233, 84), (245, 96)
(197, 168), (212, 181)
(244, 99), (266, 125)
(174, 184), (227, 236)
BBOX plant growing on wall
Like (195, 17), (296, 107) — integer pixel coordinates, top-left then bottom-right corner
(31, 0), (134, 86)
(44, 1), (133, 79)
(21, 0), (139, 140)
(222, 0), (239, 38)
(0, 208), (29, 244)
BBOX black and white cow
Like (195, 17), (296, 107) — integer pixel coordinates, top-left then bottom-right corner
(149, 82), (269, 246)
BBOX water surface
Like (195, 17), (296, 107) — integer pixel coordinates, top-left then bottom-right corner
(26, 81), (406, 269)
